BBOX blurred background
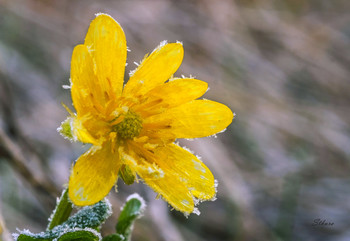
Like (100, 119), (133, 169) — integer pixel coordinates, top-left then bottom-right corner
(0, 0), (350, 240)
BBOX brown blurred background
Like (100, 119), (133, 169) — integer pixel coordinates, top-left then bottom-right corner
(1, 0), (350, 240)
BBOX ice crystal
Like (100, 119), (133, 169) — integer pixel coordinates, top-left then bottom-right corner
(13, 199), (112, 241)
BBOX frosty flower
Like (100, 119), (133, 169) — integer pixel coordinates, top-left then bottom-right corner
(60, 13), (234, 214)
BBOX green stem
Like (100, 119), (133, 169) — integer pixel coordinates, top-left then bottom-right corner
(47, 188), (73, 230)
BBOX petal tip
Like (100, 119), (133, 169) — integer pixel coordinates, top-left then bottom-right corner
(94, 12), (119, 25)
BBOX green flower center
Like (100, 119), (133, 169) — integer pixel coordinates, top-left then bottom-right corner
(113, 111), (142, 139)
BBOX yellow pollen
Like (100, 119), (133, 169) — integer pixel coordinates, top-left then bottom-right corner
(113, 111), (142, 139)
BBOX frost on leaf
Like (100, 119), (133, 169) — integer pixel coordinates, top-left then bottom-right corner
(57, 117), (73, 141)
(13, 199), (112, 241)
(63, 199), (112, 230)
(115, 194), (146, 240)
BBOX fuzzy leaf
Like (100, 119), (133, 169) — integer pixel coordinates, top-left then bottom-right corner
(57, 229), (100, 241)
(14, 200), (112, 241)
(115, 194), (145, 240)
(62, 199), (112, 230)
(101, 234), (125, 241)
(17, 235), (50, 241)
(47, 189), (73, 230)
(58, 117), (74, 140)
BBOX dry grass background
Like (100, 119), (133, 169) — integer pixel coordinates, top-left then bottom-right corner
(0, 0), (350, 240)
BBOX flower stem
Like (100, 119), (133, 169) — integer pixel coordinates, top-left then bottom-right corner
(47, 188), (73, 230)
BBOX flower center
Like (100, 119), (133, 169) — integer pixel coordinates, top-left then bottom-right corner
(113, 111), (142, 139)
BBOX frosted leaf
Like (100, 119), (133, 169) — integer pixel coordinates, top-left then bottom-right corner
(116, 193), (147, 240)
(125, 193), (146, 214)
(60, 199), (112, 230)
(13, 199), (112, 241)
(14, 228), (52, 240)
(102, 233), (125, 241)
(47, 188), (72, 229)
(55, 227), (101, 241)
(57, 117), (74, 142)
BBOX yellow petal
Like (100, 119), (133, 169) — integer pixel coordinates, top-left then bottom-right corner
(121, 144), (194, 213)
(71, 116), (99, 145)
(84, 13), (127, 98)
(70, 44), (99, 117)
(144, 100), (234, 138)
(69, 142), (120, 206)
(123, 42), (184, 96)
(154, 144), (216, 200)
(135, 78), (208, 115)
(136, 164), (195, 214)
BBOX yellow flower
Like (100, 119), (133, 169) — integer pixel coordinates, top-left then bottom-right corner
(61, 13), (234, 214)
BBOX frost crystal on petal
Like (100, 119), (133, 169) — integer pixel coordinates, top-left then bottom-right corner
(210, 179), (219, 201)
(159, 40), (168, 48)
(181, 145), (194, 154)
(192, 207), (201, 216)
